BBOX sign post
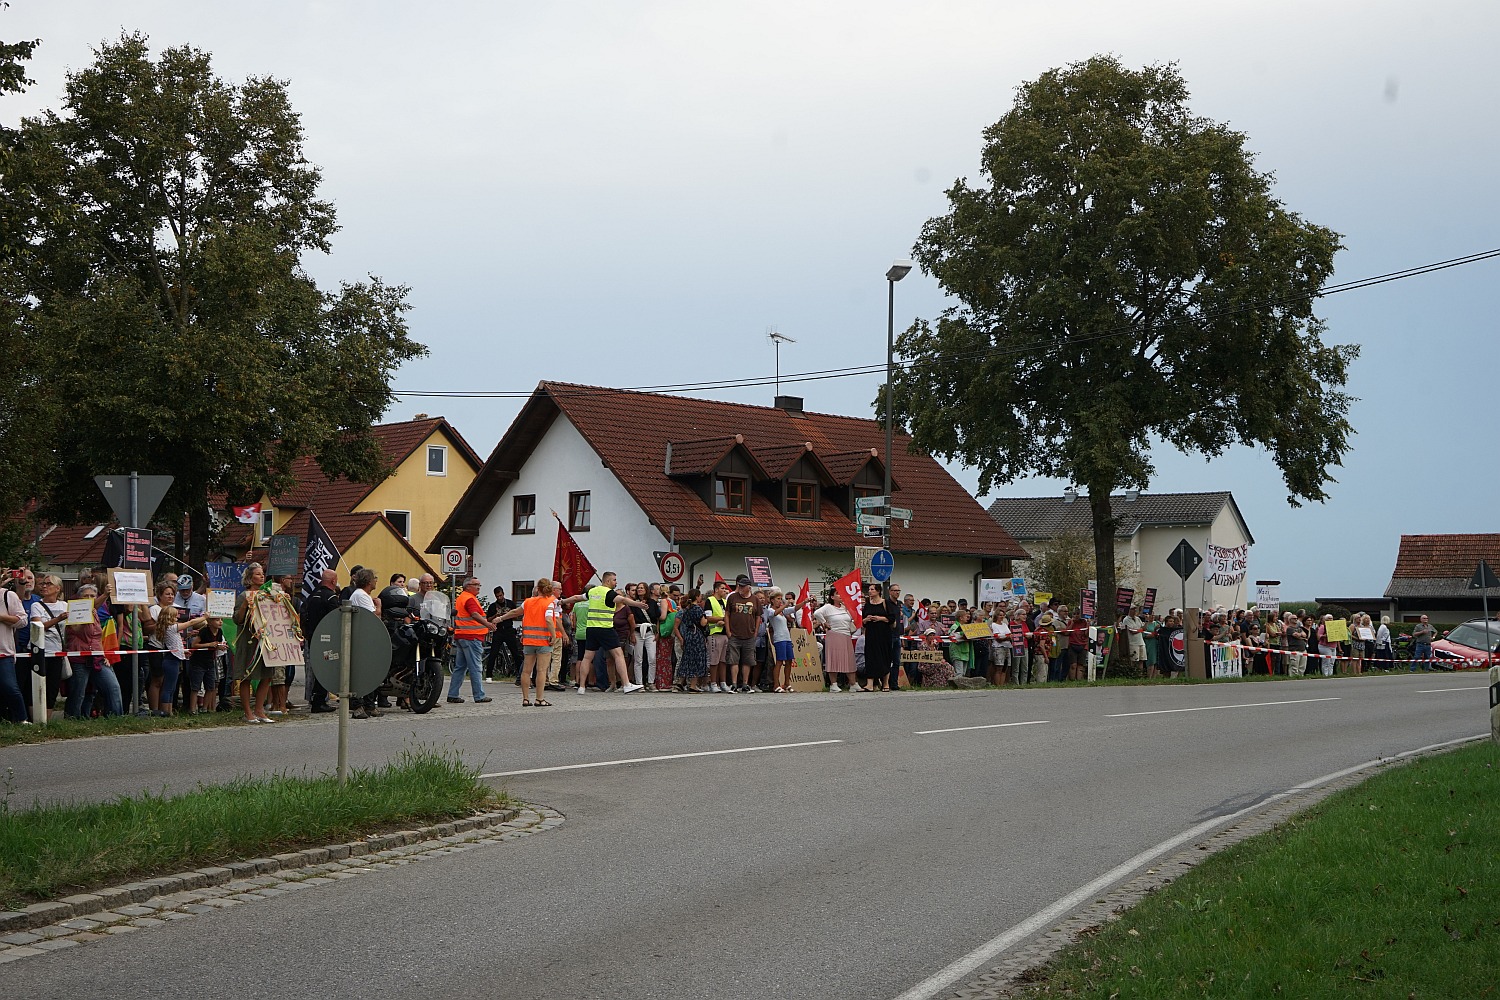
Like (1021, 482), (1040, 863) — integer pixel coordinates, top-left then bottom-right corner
(1167, 538), (1203, 621)
(440, 546), (470, 580)
(870, 549), (894, 584)
(95, 472), (173, 716)
(656, 551), (685, 584)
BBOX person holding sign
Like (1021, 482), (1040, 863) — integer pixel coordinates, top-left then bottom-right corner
(232, 562), (278, 724)
(31, 575), (70, 718)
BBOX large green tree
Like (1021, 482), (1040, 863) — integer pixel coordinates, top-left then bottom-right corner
(5, 33), (425, 564)
(890, 56), (1355, 624)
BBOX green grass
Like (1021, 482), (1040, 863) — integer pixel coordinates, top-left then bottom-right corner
(0, 745), (501, 908)
(1020, 741), (1500, 998)
(0, 710), (296, 748)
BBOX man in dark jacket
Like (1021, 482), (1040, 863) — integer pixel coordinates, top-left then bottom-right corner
(300, 569), (340, 712)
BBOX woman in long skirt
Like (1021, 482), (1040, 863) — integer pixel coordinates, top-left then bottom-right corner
(673, 591), (708, 692)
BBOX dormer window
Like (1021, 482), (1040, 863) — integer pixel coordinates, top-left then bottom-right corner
(785, 481), (816, 518)
(714, 475), (749, 514)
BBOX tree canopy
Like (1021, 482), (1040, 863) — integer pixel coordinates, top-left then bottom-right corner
(889, 56), (1356, 624)
(3, 33), (425, 564)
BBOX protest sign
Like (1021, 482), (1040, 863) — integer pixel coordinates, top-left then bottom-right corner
(1325, 618), (1350, 643)
(204, 562), (246, 592)
(1033, 591), (1052, 607)
(1010, 577), (1027, 598)
(787, 628), (825, 692)
(854, 546), (881, 583)
(1115, 587), (1135, 616)
(266, 534), (300, 578)
(1142, 588), (1158, 616)
(107, 568), (151, 606)
(959, 622), (991, 640)
(1357, 626), (1375, 642)
(1080, 588), (1096, 620)
(67, 599), (94, 625)
(833, 569), (864, 628)
(903, 647), (947, 683)
(1255, 582), (1280, 614)
(1204, 543), (1249, 587)
(978, 579), (1009, 603)
(207, 589), (237, 617)
(744, 556), (773, 588)
(1210, 642), (1243, 678)
(121, 527), (153, 570)
(250, 592), (304, 668)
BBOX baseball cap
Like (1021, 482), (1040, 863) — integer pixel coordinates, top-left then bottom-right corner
(735, 574), (752, 586)
(176, 575), (193, 590)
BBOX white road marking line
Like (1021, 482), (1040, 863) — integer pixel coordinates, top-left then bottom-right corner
(1417, 686), (1487, 693)
(889, 732), (1487, 1000)
(478, 739), (843, 778)
(914, 721), (1049, 735)
(1106, 696), (1340, 718)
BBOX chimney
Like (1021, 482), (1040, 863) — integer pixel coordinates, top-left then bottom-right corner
(1062, 487), (1077, 504)
(774, 395), (804, 414)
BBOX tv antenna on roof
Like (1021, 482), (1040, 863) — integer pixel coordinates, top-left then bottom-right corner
(768, 328), (797, 398)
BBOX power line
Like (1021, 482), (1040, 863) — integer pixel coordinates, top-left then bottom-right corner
(392, 248), (1500, 400)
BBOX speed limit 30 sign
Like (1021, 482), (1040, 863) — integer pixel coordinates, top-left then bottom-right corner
(440, 545), (470, 576)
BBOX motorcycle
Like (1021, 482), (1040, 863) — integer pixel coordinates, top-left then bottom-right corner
(378, 614), (450, 714)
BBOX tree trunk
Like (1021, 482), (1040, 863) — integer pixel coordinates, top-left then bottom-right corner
(1088, 484), (1118, 627)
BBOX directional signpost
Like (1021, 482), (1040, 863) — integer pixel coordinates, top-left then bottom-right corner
(854, 495), (887, 511)
(856, 512), (887, 529)
(889, 506), (913, 527)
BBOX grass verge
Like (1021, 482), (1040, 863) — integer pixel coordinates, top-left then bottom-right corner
(0, 710), (304, 748)
(0, 744), (501, 908)
(1019, 741), (1499, 998)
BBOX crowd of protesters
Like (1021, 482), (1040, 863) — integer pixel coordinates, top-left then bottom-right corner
(0, 559), (1479, 727)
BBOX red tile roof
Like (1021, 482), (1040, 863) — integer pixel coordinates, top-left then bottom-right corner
(1390, 534), (1500, 579)
(36, 522), (112, 567)
(245, 510), (437, 575)
(433, 383), (1026, 560)
(272, 417), (481, 512)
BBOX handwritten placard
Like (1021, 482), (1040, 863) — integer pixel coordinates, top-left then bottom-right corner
(959, 622), (991, 640)
(1324, 618), (1349, 644)
(207, 589), (237, 617)
(787, 627), (825, 692)
(67, 599), (95, 625)
(251, 593), (304, 668)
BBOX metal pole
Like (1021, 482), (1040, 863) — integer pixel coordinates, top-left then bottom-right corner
(1483, 589), (1492, 672)
(129, 472), (141, 715)
(883, 277), (895, 551)
(337, 600), (353, 786)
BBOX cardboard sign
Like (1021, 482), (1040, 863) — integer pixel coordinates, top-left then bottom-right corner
(207, 589), (237, 617)
(903, 647), (949, 684)
(1357, 626), (1375, 642)
(67, 599), (95, 625)
(1080, 588), (1096, 621)
(959, 622), (991, 640)
(107, 568), (152, 606)
(1034, 591), (1052, 607)
(205, 562), (246, 592)
(979, 579), (1010, 603)
(1324, 618), (1350, 643)
(250, 592), (304, 668)
(744, 556), (773, 588)
(1204, 542), (1249, 587)
(787, 628), (825, 692)
(1142, 588), (1158, 616)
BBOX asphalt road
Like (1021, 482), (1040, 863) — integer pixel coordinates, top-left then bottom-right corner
(2, 672), (1489, 1000)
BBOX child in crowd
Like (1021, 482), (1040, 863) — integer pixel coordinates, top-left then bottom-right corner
(188, 616), (227, 714)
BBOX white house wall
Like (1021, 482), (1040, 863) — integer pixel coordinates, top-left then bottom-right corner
(472, 415), (667, 590)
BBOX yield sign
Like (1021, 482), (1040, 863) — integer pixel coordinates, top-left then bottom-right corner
(1469, 560), (1500, 591)
(94, 474), (174, 528)
(1166, 538), (1203, 581)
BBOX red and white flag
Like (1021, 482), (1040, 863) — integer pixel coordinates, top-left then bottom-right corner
(233, 503), (262, 524)
(797, 578), (814, 632)
(833, 568), (864, 628)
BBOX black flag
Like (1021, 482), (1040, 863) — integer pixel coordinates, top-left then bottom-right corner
(300, 512), (340, 601)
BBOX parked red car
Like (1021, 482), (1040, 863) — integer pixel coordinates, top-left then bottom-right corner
(1429, 620), (1500, 670)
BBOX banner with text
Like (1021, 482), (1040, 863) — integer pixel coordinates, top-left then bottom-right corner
(1203, 543), (1249, 587)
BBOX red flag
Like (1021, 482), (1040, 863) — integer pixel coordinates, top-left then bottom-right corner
(714, 571), (724, 585)
(232, 503), (262, 524)
(797, 578), (814, 632)
(833, 569), (864, 628)
(553, 521), (597, 597)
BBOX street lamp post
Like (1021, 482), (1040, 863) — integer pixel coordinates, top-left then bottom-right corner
(883, 260), (912, 551)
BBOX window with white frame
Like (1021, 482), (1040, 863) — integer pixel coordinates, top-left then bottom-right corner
(259, 509), (274, 543)
(385, 510), (411, 539)
(427, 445), (448, 476)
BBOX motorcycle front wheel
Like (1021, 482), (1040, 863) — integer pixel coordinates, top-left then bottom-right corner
(411, 658), (444, 714)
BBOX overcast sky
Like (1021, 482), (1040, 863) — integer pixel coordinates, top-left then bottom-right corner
(8, 1), (1497, 599)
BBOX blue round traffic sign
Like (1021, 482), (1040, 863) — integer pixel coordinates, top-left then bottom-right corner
(870, 548), (894, 582)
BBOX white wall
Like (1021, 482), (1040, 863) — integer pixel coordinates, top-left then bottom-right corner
(1132, 510), (1252, 612)
(471, 416), (666, 591)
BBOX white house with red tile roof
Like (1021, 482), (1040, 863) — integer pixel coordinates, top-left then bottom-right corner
(430, 383), (1026, 602)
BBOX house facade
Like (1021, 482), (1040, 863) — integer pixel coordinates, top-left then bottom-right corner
(1383, 534), (1500, 622)
(430, 383), (1027, 602)
(234, 416), (483, 579)
(988, 490), (1254, 611)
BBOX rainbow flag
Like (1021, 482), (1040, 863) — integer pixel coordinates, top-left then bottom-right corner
(101, 618), (121, 665)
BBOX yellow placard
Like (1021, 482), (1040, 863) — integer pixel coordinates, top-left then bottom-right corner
(1034, 592), (1052, 606)
(959, 622), (991, 640)
(787, 628), (825, 692)
(1324, 618), (1349, 643)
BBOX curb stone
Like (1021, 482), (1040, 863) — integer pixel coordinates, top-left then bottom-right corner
(0, 804), (532, 934)
(936, 742), (1480, 999)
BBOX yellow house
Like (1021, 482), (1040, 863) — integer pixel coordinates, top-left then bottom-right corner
(235, 416), (482, 580)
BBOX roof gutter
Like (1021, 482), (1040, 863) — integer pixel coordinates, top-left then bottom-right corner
(688, 545), (714, 591)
